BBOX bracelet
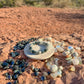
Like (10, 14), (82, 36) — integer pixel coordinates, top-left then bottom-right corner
(29, 41), (49, 55)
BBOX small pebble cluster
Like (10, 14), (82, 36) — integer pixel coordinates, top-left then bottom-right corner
(0, 37), (83, 84)
(0, 58), (29, 84)
(0, 37), (37, 84)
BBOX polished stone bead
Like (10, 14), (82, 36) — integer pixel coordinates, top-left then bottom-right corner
(41, 76), (46, 81)
(47, 71), (51, 75)
(21, 67), (25, 72)
(12, 74), (18, 80)
(2, 62), (9, 67)
(6, 74), (12, 80)
(34, 72), (39, 76)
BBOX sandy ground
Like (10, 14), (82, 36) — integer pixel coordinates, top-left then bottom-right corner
(0, 6), (84, 84)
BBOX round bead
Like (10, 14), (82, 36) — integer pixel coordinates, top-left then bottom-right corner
(50, 64), (58, 72)
(72, 58), (79, 65)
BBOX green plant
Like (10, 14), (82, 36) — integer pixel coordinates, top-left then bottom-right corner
(43, 0), (53, 5)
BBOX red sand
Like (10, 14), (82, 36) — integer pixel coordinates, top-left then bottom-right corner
(0, 6), (84, 84)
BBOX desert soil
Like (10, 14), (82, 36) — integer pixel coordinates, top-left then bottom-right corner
(0, 6), (84, 84)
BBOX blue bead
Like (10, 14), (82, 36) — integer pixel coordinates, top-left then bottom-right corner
(41, 76), (45, 81)
(7, 82), (12, 84)
(13, 46), (18, 51)
(9, 65), (13, 69)
(7, 75), (12, 80)
(56, 45), (60, 48)
(2, 62), (8, 67)
(34, 72), (39, 76)
(15, 52), (19, 56)
(21, 67), (25, 72)
(33, 68), (39, 72)
(10, 52), (16, 57)
(47, 72), (51, 75)
(68, 46), (73, 50)
(11, 61), (15, 65)
(12, 74), (18, 80)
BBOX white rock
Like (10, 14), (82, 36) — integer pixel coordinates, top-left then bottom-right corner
(50, 64), (58, 72)
(56, 70), (62, 77)
(50, 71), (62, 78)
(57, 47), (64, 52)
(46, 62), (52, 69)
(31, 65), (34, 70)
(50, 72), (58, 78)
(75, 47), (81, 51)
(38, 38), (43, 42)
(43, 72), (48, 77)
(56, 45), (64, 52)
(72, 58), (79, 65)
(59, 66), (63, 70)
(45, 37), (52, 41)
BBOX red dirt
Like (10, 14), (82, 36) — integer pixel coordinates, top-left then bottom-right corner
(0, 6), (84, 84)
(0, 6), (84, 42)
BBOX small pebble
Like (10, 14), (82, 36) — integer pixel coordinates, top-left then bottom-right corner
(56, 70), (62, 77)
(54, 58), (59, 65)
(56, 46), (64, 52)
(34, 72), (39, 76)
(6, 74), (12, 80)
(50, 72), (58, 79)
(72, 58), (79, 65)
(33, 68), (39, 72)
(47, 71), (51, 75)
(31, 65), (34, 70)
(50, 64), (58, 72)
(59, 66), (63, 70)
(43, 72), (48, 77)
(21, 67), (25, 72)
(68, 46), (73, 50)
(69, 66), (75, 72)
(41, 76), (46, 81)
(75, 47), (81, 51)
(12, 74), (18, 80)
(46, 62), (52, 69)
(2, 62), (9, 67)
(10, 52), (19, 57)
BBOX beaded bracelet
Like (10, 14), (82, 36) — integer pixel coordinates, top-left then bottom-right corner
(29, 41), (49, 55)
